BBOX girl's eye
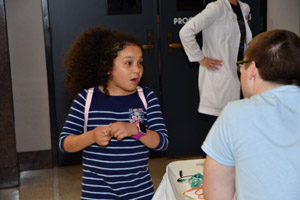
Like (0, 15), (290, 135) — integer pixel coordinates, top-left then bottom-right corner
(139, 61), (143, 65)
(125, 62), (132, 65)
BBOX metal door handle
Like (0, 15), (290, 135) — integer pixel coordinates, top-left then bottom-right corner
(142, 44), (154, 49)
(167, 30), (182, 53)
(142, 31), (154, 54)
(168, 43), (182, 48)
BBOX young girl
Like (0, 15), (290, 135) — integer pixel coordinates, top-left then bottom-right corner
(59, 27), (168, 200)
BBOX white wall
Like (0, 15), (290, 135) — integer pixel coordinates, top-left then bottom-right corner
(267, 0), (300, 35)
(5, 0), (51, 152)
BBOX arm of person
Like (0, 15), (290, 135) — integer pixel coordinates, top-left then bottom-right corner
(107, 122), (160, 149)
(59, 89), (114, 153)
(203, 155), (235, 200)
(63, 126), (111, 152)
(63, 131), (95, 152)
(179, 2), (220, 63)
(138, 129), (160, 149)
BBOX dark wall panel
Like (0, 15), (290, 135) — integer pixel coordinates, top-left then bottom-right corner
(0, 0), (19, 188)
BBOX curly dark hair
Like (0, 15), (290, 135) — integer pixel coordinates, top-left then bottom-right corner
(63, 26), (143, 99)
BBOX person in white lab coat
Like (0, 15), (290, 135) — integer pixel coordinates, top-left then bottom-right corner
(179, 0), (252, 127)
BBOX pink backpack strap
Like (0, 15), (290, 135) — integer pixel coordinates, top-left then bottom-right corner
(84, 87), (94, 133)
(137, 86), (147, 110)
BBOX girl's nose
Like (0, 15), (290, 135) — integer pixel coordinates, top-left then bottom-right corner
(133, 63), (141, 73)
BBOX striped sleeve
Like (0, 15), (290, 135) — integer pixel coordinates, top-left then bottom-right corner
(144, 88), (168, 151)
(59, 89), (88, 153)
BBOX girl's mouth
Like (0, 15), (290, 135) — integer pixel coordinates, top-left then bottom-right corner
(131, 78), (139, 84)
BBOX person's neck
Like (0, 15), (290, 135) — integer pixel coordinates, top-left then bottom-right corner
(229, 0), (238, 6)
(253, 80), (284, 96)
(101, 85), (136, 96)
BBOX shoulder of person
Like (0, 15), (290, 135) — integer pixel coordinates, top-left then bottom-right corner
(238, 1), (250, 14)
(80, 88), (90, 100)
(68, 88), (90, 106)
(197, 0), (223, 20)
(206, 0), (223, 11)
(238, 0), (250, 7)
(222, 98), (252, 117)
(205, 0), (229, 15)
(138, 86), (161, 104)
(80, 87), (96, 101)
(138, 86), (152, 96)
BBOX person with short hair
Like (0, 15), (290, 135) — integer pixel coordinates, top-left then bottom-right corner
(202, 29), (300, 200)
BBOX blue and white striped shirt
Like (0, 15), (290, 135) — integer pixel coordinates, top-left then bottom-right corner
(59, 86), (168, 199)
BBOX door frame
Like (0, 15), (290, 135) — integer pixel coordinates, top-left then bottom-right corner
(41, 0), (58, 166)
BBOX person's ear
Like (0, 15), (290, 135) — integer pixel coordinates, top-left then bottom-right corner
(249, 61), (258, 80)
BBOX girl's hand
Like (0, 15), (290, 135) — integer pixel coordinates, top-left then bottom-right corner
(93, 126), (111, 146)
(108, 122), (138, 141)
(199, 57), (222, 71)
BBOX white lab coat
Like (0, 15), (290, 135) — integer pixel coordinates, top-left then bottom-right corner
(179, 0), (252, 116)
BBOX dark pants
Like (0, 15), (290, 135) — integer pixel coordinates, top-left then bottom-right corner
(199, 113), (218, 158)
(238, 71), (244, 99)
